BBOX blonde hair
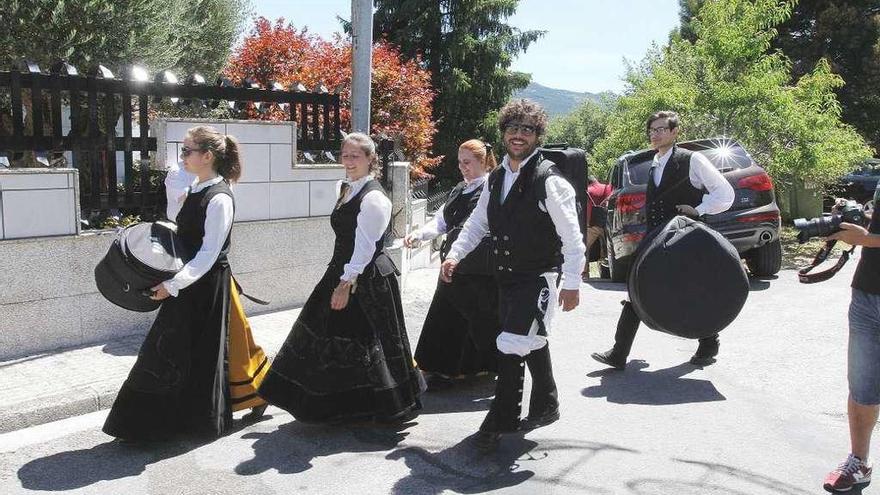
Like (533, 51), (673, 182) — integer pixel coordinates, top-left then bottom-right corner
(459, 139), (497, 172)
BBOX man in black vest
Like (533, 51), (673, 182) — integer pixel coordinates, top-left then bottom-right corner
(591, 110), (734, 370)
(441, 99), (586, 451)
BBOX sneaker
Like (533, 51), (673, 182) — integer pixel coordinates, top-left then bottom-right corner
(824, 454), (872, 492)
(591, 349), (626, 370)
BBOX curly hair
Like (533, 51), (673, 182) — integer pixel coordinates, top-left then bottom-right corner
(498, 98), (549, 139)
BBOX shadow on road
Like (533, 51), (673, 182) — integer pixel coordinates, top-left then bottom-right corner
(235, 420), (412, 476)
(748, 278), (773, 291)
(582, 280), (628, 292)
(582, 361), (726, 405)
(624, 458), (821, 495)
(17, 437), (208, 491)
(417, 376), (495, 415)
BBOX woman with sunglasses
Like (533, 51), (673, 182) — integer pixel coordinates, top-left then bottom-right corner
(404, 139), (500, 390)
(103, 125), (269, 442)
(257, 132), (422, 424)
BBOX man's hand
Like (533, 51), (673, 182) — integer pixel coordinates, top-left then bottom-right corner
(403, 232), (421, 248)
(676, 204), (700, 218)
(558, 288), (579, 312)
(149, 283), (170, 301)
(440, 259), (458, 283)
(330, 280), (352, 310)
(828, 222), (870, 246)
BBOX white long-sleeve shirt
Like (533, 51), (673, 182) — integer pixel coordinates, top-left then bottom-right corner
(652, 147), (735, 215)
(162, 163), (234, 297)
(409, 174), (487, 242)
(447, 150), (586, 291)
(337, 175), (392, 282)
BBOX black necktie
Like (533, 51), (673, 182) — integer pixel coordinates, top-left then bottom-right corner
(335, 182), (351, 210)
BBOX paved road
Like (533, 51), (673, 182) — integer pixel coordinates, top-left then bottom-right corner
(0, 262), (864, 494)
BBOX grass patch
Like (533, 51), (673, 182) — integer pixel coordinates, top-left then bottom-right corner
(779, 225), (852, 270)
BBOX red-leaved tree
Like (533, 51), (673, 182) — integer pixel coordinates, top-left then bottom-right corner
(225, 17), (440, 177)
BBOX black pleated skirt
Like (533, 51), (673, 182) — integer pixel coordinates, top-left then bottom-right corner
(414, 274), (500, 376)
(258, 263), (421, 423)
(103, 264), (233, 441)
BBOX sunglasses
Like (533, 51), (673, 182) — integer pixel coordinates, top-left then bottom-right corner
(504, 123), (537, 136)
(180, 146), (206, 157)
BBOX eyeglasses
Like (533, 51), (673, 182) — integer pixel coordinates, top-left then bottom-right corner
(180, 146), (205, 157)
(647, 126), (670, 136)
(504, 123), (537, 136)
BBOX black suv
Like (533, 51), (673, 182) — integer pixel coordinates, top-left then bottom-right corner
(601, 137), (782, 281)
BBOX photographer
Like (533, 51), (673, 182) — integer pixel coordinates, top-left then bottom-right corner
(823, 220), (880, 492)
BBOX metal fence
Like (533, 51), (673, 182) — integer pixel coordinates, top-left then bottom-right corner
(411, 177), (452, 213)
(0, 61), (342, 220)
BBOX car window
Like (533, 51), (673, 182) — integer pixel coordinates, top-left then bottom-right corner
(685, 142), (753, 173)
(626, 159), (653, 185)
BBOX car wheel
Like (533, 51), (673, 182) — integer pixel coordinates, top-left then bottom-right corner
(746, 239), (782, 277)
(606, 235), (630, 283)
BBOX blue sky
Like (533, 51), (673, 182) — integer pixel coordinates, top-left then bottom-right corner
(248, 0), (681, 94)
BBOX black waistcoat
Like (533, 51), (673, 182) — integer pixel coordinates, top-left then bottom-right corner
(439, 181), (492, 275)
(330, 179), (386, 269)
(645, 146), (705, 229)
(487, 153), (562, 276)
(852, 212), (880, 295)
(176, 179), (234, 265)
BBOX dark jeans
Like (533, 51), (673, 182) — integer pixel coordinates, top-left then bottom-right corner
(612, 301), (719, 357)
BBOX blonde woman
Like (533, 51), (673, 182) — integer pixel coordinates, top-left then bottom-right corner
(258, 133), (421, 424)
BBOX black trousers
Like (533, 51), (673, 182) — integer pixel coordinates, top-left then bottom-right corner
(612, 301), (719, 357)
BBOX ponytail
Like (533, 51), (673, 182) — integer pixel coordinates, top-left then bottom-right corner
(218, 135), (242, 183)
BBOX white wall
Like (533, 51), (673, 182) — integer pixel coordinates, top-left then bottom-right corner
(0, 169), (80, 240)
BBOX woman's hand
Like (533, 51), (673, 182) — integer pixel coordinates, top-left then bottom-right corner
(403, 232), (421, 248)
(149, 283), (171, 301)
(330, 280), (353, 310)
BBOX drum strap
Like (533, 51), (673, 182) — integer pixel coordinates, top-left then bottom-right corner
(232, 276), (270, 305)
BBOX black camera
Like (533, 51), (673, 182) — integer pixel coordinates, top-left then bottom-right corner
(793, 199), (866, 243)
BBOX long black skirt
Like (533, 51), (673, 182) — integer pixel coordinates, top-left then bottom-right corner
(414, 274), (499, 376)
(103, 264), (232, 441)
(258, 263), (421, 423)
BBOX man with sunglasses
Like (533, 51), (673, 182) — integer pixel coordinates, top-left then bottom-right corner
(441, 98), (585, 451)
(591, 110), (734, 370)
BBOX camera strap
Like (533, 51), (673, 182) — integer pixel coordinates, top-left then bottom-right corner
(797, 239), (856, 284)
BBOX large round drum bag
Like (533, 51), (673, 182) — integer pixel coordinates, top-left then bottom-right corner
(627, 215), (749, 339)
(94, 221), (190, 312)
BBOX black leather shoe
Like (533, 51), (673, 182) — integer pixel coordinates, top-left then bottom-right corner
(243, 403), (269, 422)
(521, 406), (560, 431)
(690, 338), (719, 366)
(473, 430), (501, 452)
(591, 349), (626, 370)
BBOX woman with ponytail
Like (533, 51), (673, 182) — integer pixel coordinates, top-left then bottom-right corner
(103, 125), (269, 441)
(404, 139), (501, 390)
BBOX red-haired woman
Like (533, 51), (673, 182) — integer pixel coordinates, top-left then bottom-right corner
(404, 139), (501, 390)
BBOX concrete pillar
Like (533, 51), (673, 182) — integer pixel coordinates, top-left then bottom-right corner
(351, 0), (373, 133)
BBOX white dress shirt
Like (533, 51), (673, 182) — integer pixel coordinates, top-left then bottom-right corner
(410, 174), (487, 242)
(337, 175), (392, 282)
(162, 163), (234, 297)
(652, 147), (735, 215)
(447, 149), (586, 290)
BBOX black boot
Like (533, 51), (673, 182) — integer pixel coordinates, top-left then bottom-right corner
(690, 334), (720, 366)
(474, 353), (525, 452)
(521, 344), (559, 431)
(591, 301), (640, 370)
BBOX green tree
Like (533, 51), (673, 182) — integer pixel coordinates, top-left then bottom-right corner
(594, 0), (871, 188)
(373, 0), (543, 180)
(0, 0), (251, 76)
(545, 99), (610, 163)
(679, 0), (880, 150)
